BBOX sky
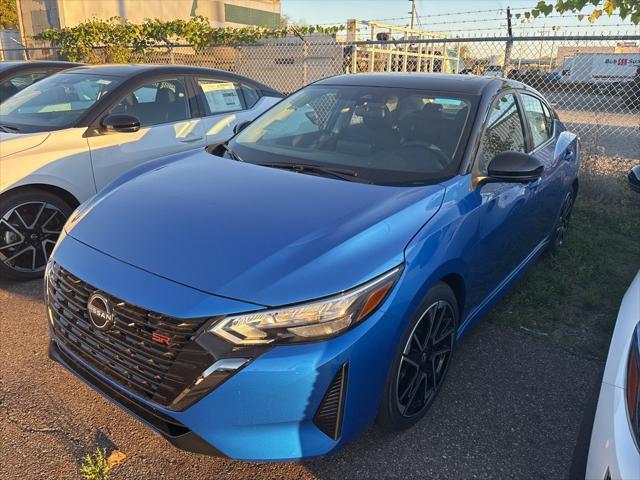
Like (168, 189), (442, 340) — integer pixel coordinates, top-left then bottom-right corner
(280, 0), (639, 36)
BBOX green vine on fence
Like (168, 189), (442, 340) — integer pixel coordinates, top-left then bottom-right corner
(34, 16), (344, 62)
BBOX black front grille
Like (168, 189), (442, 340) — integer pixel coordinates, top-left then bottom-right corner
(47, 262), (213, 409)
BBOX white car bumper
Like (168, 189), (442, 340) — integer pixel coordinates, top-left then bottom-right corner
(586, 382), (640, 480)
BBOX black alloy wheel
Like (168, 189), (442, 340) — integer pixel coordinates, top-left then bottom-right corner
(550, 190), (575, 253)
(0, 189), (72, 280)
(378, 282), (459, 430)
(396, 299), (456, 418)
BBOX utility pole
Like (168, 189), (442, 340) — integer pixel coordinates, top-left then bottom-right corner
(408, 0), (417, 30)
(503, 6), (513, 74)
(14, 0), (28, 60)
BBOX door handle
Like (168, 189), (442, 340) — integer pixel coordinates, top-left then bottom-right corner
(180, 136), (204, 144)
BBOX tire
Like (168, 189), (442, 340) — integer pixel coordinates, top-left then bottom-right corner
(0, 189), (73, 281)
(378, 282), (459, 430)
(548, 189), (575, 255)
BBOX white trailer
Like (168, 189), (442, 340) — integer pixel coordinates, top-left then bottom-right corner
(560, 53), (640, 84)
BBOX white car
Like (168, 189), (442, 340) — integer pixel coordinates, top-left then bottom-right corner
(586, 265), (640, 479)
(0, 64), (282, 279)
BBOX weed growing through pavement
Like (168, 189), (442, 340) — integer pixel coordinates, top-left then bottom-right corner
(79, 448), (112, 480)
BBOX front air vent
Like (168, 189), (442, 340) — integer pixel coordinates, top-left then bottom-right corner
(313, 363), (348, 440)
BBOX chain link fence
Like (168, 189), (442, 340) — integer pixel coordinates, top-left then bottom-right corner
(2, 34), (639, 158)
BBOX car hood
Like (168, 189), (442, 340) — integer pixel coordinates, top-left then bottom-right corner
(67, 150), (445, 307)
(0, 131), (50, 158)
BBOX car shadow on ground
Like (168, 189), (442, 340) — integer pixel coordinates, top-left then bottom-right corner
(0, 277), (44, 302)
(302, 322), (603, 479)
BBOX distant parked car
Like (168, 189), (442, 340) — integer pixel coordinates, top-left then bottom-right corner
(0, 60), (81, 102)
(547, 71), (562, 82)
(483, 65), (503, 77)
(586, 166), (640, 479)
(507, 68), (521, 79)
(628, 165), (640, 193)
(0, 64), (282, 279)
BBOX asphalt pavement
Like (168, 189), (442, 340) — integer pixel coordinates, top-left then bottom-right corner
(0, 278), (603, 479)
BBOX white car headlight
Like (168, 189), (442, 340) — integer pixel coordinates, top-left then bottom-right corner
(210, 266), (402, 345)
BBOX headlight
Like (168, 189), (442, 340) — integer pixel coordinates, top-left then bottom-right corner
(210, 266), (402, 345)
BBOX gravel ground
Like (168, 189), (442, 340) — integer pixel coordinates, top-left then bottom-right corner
(0, 278), (603, 480)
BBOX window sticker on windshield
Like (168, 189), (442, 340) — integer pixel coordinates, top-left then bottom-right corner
(96, 79), (112, 85)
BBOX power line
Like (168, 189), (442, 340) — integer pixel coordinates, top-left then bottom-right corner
(314, 8), (505, 25)
(414, 8), (503, 17)
(341, 17), (506, 30)
(314, 10), (637, 27)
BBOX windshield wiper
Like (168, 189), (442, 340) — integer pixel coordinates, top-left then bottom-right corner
(258, 162), (364, 183)
(0, 124), (20, 133)
(218, 142), (243, 162)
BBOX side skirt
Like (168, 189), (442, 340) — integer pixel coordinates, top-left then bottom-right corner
(456, 236), (550, 338)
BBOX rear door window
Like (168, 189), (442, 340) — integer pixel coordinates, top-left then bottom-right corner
(520, 94), (553, 149)
(196, 78), (245, 115)
(241, 84), (262, 109)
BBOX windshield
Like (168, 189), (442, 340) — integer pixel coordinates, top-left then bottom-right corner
(231, 85), (475, 185)
(0, 73), (121, 131)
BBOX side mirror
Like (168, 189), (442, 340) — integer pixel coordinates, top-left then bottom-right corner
(628, 165), (640, 193)
(101, 114), (140, 133)
(485, 151), (544, 183)
(233, 120), (251, 135)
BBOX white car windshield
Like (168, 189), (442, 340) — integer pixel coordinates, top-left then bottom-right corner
(0, 73), (121, 131)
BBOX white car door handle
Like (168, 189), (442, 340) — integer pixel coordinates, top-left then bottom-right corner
(180, 136), (205, 143)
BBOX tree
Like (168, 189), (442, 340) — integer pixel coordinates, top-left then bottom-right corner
(0, 0), (18, 30)
(529, 0), (639, 24)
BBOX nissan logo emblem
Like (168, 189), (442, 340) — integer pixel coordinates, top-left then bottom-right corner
(87, 292), (114, 331)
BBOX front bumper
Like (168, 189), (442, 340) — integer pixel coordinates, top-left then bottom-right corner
(48, 339), (221, 456)
(47, 235), (410, 461)
(586, 382), (640, 480)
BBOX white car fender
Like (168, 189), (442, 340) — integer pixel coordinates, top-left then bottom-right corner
(0, 128), (96, 202)
(603, 270), (640, 388)
(0, 131), (50, 158)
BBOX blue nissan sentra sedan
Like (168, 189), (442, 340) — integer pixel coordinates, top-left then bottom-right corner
(45, 73), (579, 461)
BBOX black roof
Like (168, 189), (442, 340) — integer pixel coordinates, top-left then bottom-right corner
(315, 73), (505, 95)
(0, 60), (80, 73)
(65, 64), (243, 78)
